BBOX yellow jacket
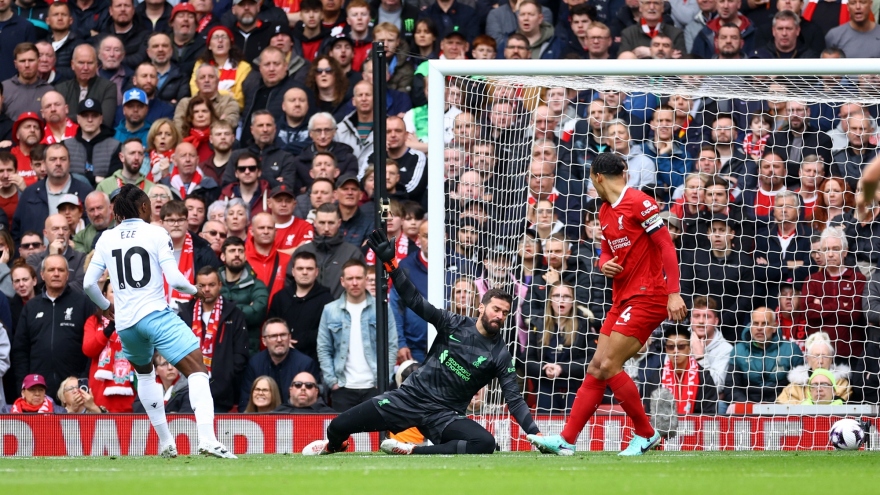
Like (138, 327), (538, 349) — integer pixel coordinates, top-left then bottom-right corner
(189, 60), (251, 109)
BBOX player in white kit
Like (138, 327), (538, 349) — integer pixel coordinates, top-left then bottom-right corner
(83, 185), (236, 459)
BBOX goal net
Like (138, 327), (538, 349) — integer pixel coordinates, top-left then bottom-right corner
(425, 60), (880, 451)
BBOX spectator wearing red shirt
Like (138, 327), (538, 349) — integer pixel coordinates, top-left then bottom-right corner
(271, 184), (314, 254)
(10, 112), (45, 187)
(245, 212), (291, 305)
(82, 281), (135, 412)
(293, 0), (329, 62)
(0, 152), (23, 223)
(803, 228), (866, 358)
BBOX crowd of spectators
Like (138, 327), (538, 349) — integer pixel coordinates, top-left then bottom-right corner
(0, 0), (878, 418)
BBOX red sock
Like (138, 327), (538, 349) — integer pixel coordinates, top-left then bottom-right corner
(607, 371), (655, 438)
(560, 375), (606, 444)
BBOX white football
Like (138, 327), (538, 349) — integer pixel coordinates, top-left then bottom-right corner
(829, 418), (865, 451)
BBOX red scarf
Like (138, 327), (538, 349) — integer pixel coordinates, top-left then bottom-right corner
(169, 167), (204, 199)
(803, 0), (849, 25)
(640, 18), (660, 38)
(94, 318), (134, 397)
(165, 233), (195, 305)
(528, 189), (559, 206)
(197, 14), (213, 33)
(146, 149), (175, 182)
(41, 120), (79, 144)
(185, 128), (212, 162)
(11, 396), (53, 413)
(192, 296), (222, 376)
(660, 355), (700, 414)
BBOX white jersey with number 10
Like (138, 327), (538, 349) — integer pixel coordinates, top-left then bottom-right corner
(90, 218), (179, 330)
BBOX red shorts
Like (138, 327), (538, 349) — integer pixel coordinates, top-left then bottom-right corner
(600, 296), (668, 344)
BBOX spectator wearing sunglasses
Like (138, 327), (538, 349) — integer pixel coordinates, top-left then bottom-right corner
(17, 231), (45, 259)
(274, 372), (334, 413)
(239, 318), (321, 410)
(219, 152), (272, 218)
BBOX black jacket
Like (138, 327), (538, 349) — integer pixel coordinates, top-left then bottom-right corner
(222, 144), (297, 189)
(48, 30), (84, 69)
(177, 298), (250, 412)
(98, 16), (152, 70)
(267, 283), (334, 363)
(524, 312), (596, 394)
(239, 348), (322, 411)
(239, 72), (312, 146)
(172, 37), (205, 82)
(292, 142), (360, 193)
(681, 248), (755, 344)
(289, 234), (365, 298)
(155, 63), (191, 104)
(12, 286), (96, 396)
(273, 397), (334, 413)
(135, 2), (173, 34)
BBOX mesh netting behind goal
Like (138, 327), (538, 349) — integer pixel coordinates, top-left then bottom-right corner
(435, 71), (880, 451)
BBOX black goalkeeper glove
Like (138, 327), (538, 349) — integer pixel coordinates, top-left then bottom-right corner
(366, 230), (398, 271)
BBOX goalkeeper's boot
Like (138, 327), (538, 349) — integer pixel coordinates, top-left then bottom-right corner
(159, 443), (178, 459)
(380, 438), (415, 455)
(199, 441), (237, 459)
(526, 434), (575, 456)
(302, 439), (350, 456)
(618, 431), (662, 457)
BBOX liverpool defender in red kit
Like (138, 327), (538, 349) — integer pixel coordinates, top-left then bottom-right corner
(529, 153), (687, 456)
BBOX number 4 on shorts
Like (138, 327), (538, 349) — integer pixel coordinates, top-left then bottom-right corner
(617, 306), (633, 324)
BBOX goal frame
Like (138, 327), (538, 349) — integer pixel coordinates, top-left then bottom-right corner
(425, 58), (880, 346)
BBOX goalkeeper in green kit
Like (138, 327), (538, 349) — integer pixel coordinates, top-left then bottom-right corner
(302, 230), (545, 456)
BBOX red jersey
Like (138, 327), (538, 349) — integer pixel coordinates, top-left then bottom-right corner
(599, 186), (669, 304)
(10, 147), (38, 187)
(274, 217), (314, 251)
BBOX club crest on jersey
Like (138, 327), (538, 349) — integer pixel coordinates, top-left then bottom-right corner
(618, 215), (624, 230)
(473, 356), (487, 368)
(64, 307), (73, 320)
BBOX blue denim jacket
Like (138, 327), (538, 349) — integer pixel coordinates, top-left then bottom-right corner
(316, 293), (398, 389)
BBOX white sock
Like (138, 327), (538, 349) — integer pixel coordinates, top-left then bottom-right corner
(187, 372), (218, 444)
(136, 370), (174, 447)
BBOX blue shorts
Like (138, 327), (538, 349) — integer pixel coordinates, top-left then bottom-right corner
(117, 309), (199, 367)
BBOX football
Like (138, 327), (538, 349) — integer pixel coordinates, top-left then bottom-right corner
(829, 419), (865, 450)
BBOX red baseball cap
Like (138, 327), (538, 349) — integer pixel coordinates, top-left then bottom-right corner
(12, 112), (45, 144)
(170, 2), (196, 21)
(21, 374), (46, 390)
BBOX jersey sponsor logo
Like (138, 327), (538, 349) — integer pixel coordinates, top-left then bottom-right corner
(640, 204), (658, 216)
(609, 237), (631, 251)
(472, 356), (487, 368)
(439, 350), (471, 381)
(64, 308), (73, 320)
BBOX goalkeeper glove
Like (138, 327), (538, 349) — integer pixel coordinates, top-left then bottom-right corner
(366, 230), (398, 271)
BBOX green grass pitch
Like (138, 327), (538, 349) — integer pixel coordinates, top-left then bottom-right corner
(1, 451), (879, 495)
